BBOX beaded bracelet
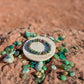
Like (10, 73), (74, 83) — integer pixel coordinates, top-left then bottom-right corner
(27, 39), (51, 55)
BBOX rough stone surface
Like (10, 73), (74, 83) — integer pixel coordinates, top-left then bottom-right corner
(0, 27), (84, 84)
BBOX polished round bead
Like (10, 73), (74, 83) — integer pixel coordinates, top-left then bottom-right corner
(69, 71), (75, 77)
(64, 60), (69, 65)
(60, 75), (67, 81)
(17, 41), (22, 46)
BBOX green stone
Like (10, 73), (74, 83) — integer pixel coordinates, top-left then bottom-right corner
(67, 65), (72, 69)
(63, 71), (68, 76)
(23, 68), (30, 73)
(30, 32), (34, 37)
(64, 60), (69, 65)
(18, 55), (22, 59)
(63, 48), (68, 53)
(22, 60), (27, 64)
(62, 43), (66, 47)
(54, 54), (59, 59)
(1, 51), (6, 55)
(51, 65), (57, 70)
(54, 38), (60, 42)
(33, 33), (37, 37)
(60, 54), (66, 60)
(69, 61), (74, 67)
(69, 71), (75, 77)
(17, 41), (22, 46)
(25, 31), (30, 38)
(8, 45), (14, 49)
(61, 64), (68, 70)
(22, 74), (27, 79)
(42, 66), (47, 71)
(60, 75), (67, 81)
(6, 47), (11, 52)
(58, 46), (63, 51)
(58, 36), (64, 41)
(74, 46), (78, 50)
(23, 64), (30, 70)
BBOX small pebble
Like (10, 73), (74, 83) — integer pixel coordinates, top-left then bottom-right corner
(51, 65), (57, 70)
(63, 71), (68, 76)
(69, 61), (74, 67)
(63, 48), (68, 53)
(0, 51), (2, 55)
(58, 46), (63, 51)
(54, 38), (60, 42)
(62, 43), (66, 47)
(42, 66), (47, 71)
(74, 46), (78, 50)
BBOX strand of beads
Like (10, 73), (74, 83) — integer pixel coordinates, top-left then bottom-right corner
(27, 39), (51, 55)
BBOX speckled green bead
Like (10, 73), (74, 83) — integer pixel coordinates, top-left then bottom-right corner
(1, 51), (6, 55)
(69, 71), (75, 77)
(60, 75), (67, 81)
(64, 60), (69, 65)
(69, 61), (74, 67)
(42, 66), (47, 71)
(54, 54), (59, 59)
(17, 41), (22, 46)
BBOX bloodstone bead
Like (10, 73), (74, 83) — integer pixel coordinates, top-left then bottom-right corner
(69, 61), (74, 67)
(69, 71), (75, 77)
(1, 51), (6, 55)
(60, 75), (67, 81)
(42, 52), (44, 54)
(17, 41), (22, 46)
(64, 60), (69, 65)
(8, 45), (14, 49)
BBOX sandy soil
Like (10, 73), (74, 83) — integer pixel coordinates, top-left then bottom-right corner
(0, 27), (84, 84)
(0, 0), (84, 34)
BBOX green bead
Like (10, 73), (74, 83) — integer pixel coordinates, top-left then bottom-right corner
(14, 51), (20, 56)
(64, 60), (69, 65)
(25, 31), (30, 38)
(8, 45), (14, 49)
(23, 68), (30, 73)
(63, 71), (68, 76)
(1, 51), (6, 55)
(69, 71), (75, 77)
(63, 48), (68, 53)
(23, 64), (30, 70)
(60, 54), (66, 60)
(58, 46), (63, 51)
(61, 64), (68, 70)
(33, 33), (37, 37)
(17, 41), (22, 46)
(62, 43), (66, 47)
(18, 55), (22, 59)
(58, 36), (64, 41)
(22, 60), (27, 64)
(42, 66), (47, 71)
(69, 61), (74, 67)
(54, 54), (59, 59)
(54, 38), (60, 42)
(67, 65), (72, 69)
(74, 46), (78, 50)
(22, 74), (26, 79)
(6, 47), (11, 52)
(30, 32), (34, 37)
(51, 65), (57, 70)
(60, 75), (67, 81)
